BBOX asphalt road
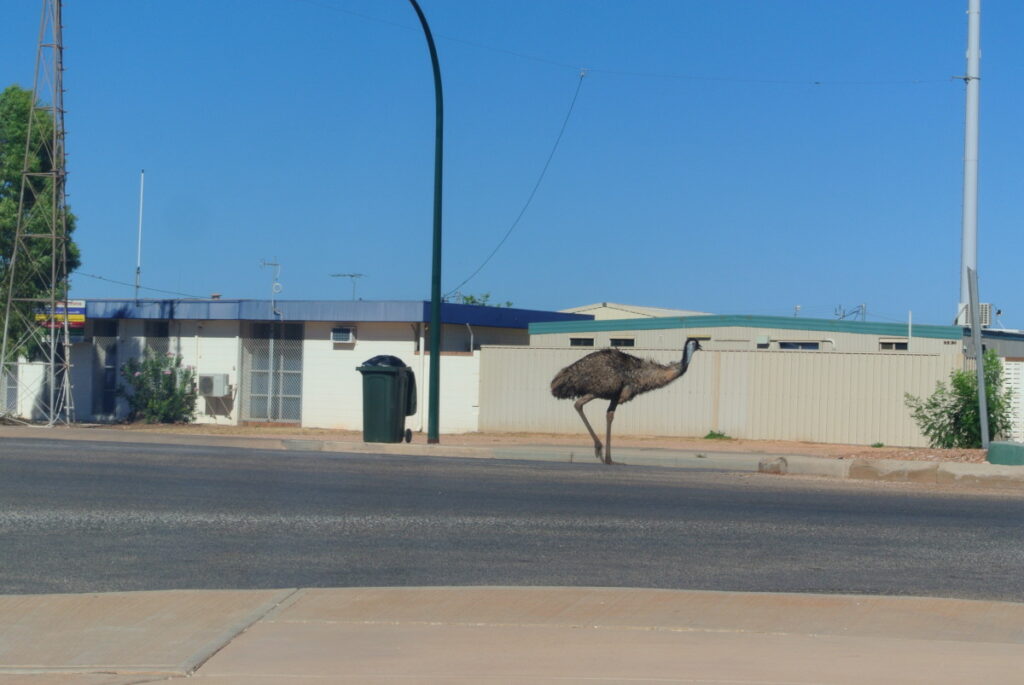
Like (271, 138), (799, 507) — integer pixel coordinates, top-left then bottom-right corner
(0, 438), (1021, 600)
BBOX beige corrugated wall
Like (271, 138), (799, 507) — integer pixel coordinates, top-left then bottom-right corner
(479, 347), (960, 446)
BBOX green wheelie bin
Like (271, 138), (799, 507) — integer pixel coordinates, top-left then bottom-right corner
(356, 355), (417, 443)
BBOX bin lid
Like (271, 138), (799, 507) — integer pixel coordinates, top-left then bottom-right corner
(360, 355), (407, 368)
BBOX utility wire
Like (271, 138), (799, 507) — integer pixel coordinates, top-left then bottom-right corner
(74, 272), (203, 299)
(584, 68), (952, 87)
(290, 0), (952, 88)
(445, 70), (586, 298)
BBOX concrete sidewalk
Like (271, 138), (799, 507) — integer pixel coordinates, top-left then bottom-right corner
(2, 587), (1022, 684)
(1, 424), (1022, 490)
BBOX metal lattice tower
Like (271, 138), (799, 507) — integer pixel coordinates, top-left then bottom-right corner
(0, 0), (74, 425)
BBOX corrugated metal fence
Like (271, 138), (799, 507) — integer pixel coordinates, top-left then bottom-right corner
(479, 347), (960, 447)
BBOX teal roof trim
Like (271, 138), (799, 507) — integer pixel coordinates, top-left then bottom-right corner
(529, 314), (963, 340)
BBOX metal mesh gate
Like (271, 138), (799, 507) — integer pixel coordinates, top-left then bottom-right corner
(2, 367), (17, 414)
(240, 322), (303, 423)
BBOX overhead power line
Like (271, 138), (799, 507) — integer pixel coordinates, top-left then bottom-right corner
(445, 69), (587, 298)
(75, 272), (203, 299)
(290, 0), (952, 88)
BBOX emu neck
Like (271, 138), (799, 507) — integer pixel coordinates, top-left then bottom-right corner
(679, 348), (694, 375)
(637, 360), (685, 393)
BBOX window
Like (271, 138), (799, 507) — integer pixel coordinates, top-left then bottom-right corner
(570, 338), (594, 347)
(778, 341), (820, 351)
(92, 320), (118, 337)
(609, 338), (634, 348)
(145, 320), (170, 355)
(880, 340), (909, 351)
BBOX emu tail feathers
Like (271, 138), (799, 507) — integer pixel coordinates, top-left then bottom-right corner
(550, 368), (577, 399)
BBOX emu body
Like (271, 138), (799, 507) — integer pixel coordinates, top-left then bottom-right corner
(550, 338), (702, 464)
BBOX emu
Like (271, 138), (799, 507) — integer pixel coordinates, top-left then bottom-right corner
(550, 337), (702, 464)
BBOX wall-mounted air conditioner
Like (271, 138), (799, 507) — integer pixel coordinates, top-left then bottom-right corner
(330, 326), (356, 343)
(198, 373), (230, 397)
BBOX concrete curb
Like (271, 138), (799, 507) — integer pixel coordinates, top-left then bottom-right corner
(759, 455), (1024, 490)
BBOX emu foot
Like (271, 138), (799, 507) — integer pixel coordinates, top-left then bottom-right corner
(593, 443), (604, 462)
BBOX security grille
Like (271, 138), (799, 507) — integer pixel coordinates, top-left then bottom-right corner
(2, 367), (17, 414)
(240, 322), (303, 422)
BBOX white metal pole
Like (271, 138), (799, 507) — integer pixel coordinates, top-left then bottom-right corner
(135, 169), (145, 301)
(967, 268), (989, 448)
(960, 0), (981, 313)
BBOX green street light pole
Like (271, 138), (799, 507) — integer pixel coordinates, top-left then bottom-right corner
(407, 0), (443, 443)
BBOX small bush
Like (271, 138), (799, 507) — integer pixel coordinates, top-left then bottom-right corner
(119, 351), (197, 423)
(905, 349), (1011, 449)
(704, 430), (730, 440)
(871, 442), (885, 448)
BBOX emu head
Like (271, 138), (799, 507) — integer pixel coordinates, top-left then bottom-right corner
(681, 337), (703, 370)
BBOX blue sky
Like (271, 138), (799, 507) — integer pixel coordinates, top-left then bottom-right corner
(3, 1), (1023, 326)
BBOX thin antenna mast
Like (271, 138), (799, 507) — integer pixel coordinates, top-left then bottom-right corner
(135, 169), (144, 302)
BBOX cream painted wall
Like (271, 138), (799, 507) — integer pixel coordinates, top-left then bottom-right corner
(480, 346), (961, 447)
(301, 321), (482, 433)
(171, 320), (241, 424)
(13, 361), (47, 420)
(302, 321), (419, 430)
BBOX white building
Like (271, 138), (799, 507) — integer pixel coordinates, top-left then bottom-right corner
(63, 298), (589, 433)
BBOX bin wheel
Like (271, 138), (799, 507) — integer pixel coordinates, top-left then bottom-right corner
(404, 428), (412, 443)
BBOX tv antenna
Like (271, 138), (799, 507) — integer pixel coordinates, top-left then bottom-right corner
(834, 304), (867, 321)
(260, 258), (283, 319)
(330, 273), (365, 300)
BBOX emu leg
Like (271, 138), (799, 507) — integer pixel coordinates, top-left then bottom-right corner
(573, 395), (603, 461)
(605, 397), (620, 464)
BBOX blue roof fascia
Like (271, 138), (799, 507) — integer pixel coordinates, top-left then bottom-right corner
(528, 314), (963, 340)
(85, 299), (592, 328)
(85, 300), (226, 321)
(87, 299), (436, 322)
(980, 328), (1024, 343)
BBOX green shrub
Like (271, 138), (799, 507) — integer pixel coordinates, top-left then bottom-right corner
(119, 351), (197, 423)
(905, 349), (1011, 449)
(704, 430), (730, 440)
